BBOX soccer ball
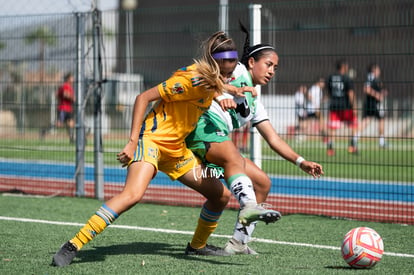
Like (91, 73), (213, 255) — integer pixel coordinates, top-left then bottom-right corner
(341, 227), (384, 268)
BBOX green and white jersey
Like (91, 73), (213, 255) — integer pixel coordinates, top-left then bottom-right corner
(185, 63), (270, 163)
(208, 62), (269, 132)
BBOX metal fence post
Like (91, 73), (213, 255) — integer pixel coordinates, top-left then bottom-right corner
(75, 12), (86, 197)
(249, 4), (262, 169)
(93, 8), (104, 200)
(219, 0), (228, 33)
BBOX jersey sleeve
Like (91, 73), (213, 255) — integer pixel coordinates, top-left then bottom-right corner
(251, 101), (269, 127)
(157, 65), (210, 103)
(157, 74), (196, 102)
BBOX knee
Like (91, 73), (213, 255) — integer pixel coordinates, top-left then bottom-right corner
(254, 176), (271, 195)
(263, 177), (272, 193)
(222, 188), (232, 204)
(204, 187), (231, 213)
(216, 188), (232, 209)
(119, 190), (143, 206)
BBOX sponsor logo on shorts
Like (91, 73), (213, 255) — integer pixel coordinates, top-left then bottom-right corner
(175, 155), (194, 169)
(192, 163), (224, 180)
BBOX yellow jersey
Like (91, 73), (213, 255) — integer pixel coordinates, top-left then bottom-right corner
(140, 64), (215, 157)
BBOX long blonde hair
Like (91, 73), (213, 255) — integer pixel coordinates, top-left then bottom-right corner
(194, 31), (237, 94)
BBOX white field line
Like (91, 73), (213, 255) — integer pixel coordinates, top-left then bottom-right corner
(1, 216), (413, 258)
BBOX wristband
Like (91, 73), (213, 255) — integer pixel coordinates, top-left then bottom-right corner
(215, 95), (227, 102)
(295, 156), (305, 167)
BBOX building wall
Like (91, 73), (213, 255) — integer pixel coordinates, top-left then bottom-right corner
(117, 0), (413, 107)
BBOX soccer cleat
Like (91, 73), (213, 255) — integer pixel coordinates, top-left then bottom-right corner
(52, 241), (78, 267)
(185, 243), (231, 256)
(327, 149), (335, 156)
(238, 203), (281, 226)
(224, 238), (258, 255)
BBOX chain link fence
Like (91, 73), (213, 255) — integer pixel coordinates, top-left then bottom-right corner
(0, 0), (413, 224)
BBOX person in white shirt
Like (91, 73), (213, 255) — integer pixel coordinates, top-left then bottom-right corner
(306, 77), (325, 138)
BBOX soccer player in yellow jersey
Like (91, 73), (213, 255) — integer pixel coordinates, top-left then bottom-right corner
(52, 31), (239, 266)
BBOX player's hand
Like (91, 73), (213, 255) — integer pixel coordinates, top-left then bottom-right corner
(300, 161), (324, 178)
(117, 140), (136, 167)
(234, 86), (257, 97)
(219, 98), (237, 111)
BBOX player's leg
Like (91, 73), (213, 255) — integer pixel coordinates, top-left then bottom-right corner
(241, 126), (249, 152)
(225, 158), (279, 255)
(40, 110), (62, 138)
(206, 140), (255, 208)
(66, 114), (75, 143)
(320, 107), (329, 143)
(179, 164), (231, 256)
(327, 111), (339, 156)
(377, 98), (387, 147)
(56, 110), (64, 128)
(355, 115), (370, 151)
(327, 129), (335, 155)
(378, 117), (386, 147)
(206, 140), (280, 225)
(73, 162), (154, 245)
(187, 116), (253, 206)
(52, 147), (156, 266)
(245, 158), (271, 203)
(347, 110), (359, 154)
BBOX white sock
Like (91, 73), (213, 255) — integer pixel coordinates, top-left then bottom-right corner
(233, 220), (257, 244)
(228, 174), (257, 208)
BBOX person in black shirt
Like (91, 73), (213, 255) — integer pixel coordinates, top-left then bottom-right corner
(356, 63), (388, 148)
(325, 60), (358, 156)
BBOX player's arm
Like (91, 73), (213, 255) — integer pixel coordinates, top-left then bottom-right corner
(223, 84), (257, 97)
(117, 86), (161, 167)
(213, 91), (236, 111)
(348, 89), (357, 115)
(363, 83), (381, 101)
(63, 88), (75, 102)
(255, 120), (324, 178)
(215, 84), (258, 111)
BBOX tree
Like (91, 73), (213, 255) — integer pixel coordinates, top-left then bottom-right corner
(25, 26), (57, 83)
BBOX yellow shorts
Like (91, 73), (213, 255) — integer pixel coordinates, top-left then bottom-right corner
(130, 138), (201, 180)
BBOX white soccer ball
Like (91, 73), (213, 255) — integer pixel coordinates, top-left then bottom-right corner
(341, 227), (384, 268)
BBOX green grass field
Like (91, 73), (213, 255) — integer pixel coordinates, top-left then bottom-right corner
(1, 133), (413, 182)
(0, 195), (413, 275)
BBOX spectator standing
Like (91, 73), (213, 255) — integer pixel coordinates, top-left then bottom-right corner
(325, 60), (358, 156)
(56, 72), (75, 143)
(356, 63), (388, 148)
(294, 85), (307, 137)
(306, 77), (325, 138)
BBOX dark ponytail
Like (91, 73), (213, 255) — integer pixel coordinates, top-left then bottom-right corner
(239, 20), (251, 66)
(239, 20), (276, 68)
